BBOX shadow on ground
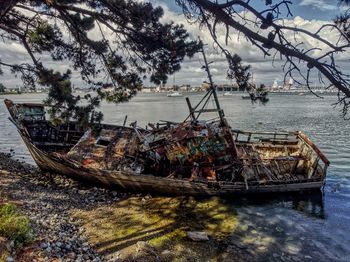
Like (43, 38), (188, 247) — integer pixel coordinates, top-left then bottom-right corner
(72, 192), (326, 262)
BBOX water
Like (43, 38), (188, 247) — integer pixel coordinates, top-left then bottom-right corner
(0, 92), (349, 260)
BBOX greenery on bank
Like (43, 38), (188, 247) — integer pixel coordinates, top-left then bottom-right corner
(0, 203), (32, 246)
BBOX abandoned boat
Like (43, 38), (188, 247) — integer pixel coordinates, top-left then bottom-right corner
(4, 91), (329, 196)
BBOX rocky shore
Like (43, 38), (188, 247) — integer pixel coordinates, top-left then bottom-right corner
(0, 152), (256, 262)
(0, 152), (125, 262)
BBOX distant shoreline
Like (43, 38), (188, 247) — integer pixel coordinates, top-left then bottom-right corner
(0, 92), (22, 95)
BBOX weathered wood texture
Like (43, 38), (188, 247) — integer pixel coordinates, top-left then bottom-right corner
(20, 128), (328, 196)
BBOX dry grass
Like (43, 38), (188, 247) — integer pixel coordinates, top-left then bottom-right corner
(73, 196), (239, 261)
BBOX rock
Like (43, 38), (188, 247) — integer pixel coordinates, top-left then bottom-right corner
(136, 241), (154, 253)
(144, 194), (152, 200)
(246, 248), (256, 255)
(6, 241), (14, 252)
(187, 231), (209, 241)
(273, 253), (279, 258)
(6, 256), (14, 262)
(40, 242), (48, 249)
(286, 244), (300, 255)
(161, 249), (172, 256)
(275, 226), (284, 233)
(258, 245), (267, 251)
(233, 242), (247, 249)
(291, 256), (302, 262)
(312, 241), (325, 250)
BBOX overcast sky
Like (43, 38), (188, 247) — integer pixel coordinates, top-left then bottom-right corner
(149, 0), (349, 87)
(0, 0), (348, 88)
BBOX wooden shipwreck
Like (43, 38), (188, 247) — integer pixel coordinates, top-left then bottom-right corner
(4, 96), (329, 195)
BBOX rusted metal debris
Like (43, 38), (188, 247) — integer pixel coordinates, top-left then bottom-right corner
(67, 119), (242, 183)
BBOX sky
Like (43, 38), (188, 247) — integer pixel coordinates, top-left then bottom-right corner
(155, 0), (345, 20)
(0, 0), (348, 88)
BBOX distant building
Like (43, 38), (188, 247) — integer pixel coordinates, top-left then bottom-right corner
(141, 86), (157, 93)
(216, 84), (238, 92)
(201, 82), (210, 91)
(179, 84), (190, 92)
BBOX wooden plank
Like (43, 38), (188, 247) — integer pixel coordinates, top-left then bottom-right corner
(308, 157), (320, 179)
(298, 132), (330, 166)
(260, 164), (275, 181)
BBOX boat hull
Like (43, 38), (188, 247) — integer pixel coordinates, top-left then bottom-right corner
(5, 98), (328, 196)
(21, 132), (325, 196)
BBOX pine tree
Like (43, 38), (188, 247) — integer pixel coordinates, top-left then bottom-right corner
(0, 0), (201, 125)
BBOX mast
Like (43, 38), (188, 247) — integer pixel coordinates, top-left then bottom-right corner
(199, 37), (225, 124)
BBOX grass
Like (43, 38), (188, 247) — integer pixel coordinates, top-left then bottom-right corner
(0, 203), (31, 246)
(73, 196), (240, 261)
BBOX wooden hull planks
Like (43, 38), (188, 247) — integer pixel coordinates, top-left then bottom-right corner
(19, 130), (327, 196)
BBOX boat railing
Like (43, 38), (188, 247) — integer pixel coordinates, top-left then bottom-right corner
(296, 131), (330, 171)
(232, 129), (298, 143)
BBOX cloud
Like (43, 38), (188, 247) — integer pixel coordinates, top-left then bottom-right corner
(300, 0), (337, 10)
(153, 2), (349, 86)
(299, 0), (348, 11)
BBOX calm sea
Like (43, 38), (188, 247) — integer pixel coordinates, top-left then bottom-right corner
(0, 92), (349, 260)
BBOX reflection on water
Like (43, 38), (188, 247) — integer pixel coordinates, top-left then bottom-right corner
(0, 92), (349, 260)
(290, 193), (325, 219)
(224, 191), (325, 220)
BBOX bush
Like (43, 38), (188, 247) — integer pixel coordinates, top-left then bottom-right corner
(0, 203), (31, 245)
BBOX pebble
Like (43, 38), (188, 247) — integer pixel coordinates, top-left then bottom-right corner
(40, 242), (48, 249)
(286, 244), (301, 255)
(6, 256), (14, 262)
(273, 253), (279, 258)
(161, 249), (172, 256)
(187, 231), (209, 241)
